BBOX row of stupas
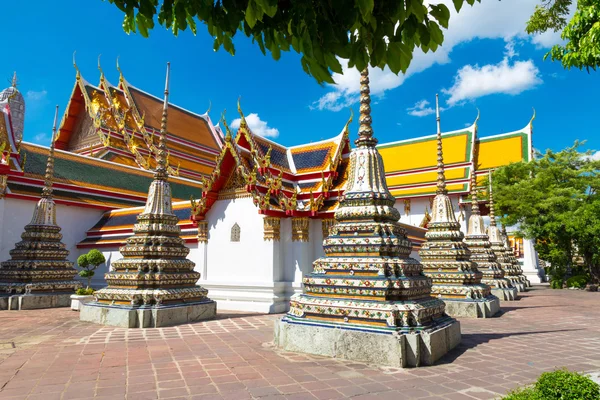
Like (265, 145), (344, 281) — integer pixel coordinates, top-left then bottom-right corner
(0, 64), (529, 365)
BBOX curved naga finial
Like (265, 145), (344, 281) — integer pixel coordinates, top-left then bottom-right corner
(529, 107), (536, 127)
(116, 56), (124, 82)
(237, 96), (246, 125)
(474, 107), (481, 125)
(205, 100), (212, 116)
(73, 51), (81, 79)
(98, 54), (105, 83)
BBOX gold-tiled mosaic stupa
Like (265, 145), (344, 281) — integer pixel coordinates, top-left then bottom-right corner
(0, 106), (81, 301)
(81, 64), (215, 327)
(486, 172), (526, 292)
(502, 224), (531, 290)
(463, 172), (517, 301)
(276, 70), (460, 367)
(418, 98), (499, 318)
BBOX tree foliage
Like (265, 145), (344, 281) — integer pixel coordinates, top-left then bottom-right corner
(105, 0), (480, 83)
(527, 0), (600, 71)
(492, 142), (600, 283)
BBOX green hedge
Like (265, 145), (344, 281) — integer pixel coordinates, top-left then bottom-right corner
(503, 369), (599, 400)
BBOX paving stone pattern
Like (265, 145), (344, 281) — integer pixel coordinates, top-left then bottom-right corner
(0, 286), (599, 400)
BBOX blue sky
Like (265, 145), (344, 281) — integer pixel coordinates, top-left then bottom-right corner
(3, 0), (599, 155)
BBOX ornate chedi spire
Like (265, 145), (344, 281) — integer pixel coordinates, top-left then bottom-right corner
(486, 171), (526, 292)
(0, 106), (81, 308)
(276, 70), (461, 368)
(418, 96), (499, 318)
(81, 63), (215, 327)
(463, 170), (517, 301)
(501, 224), (531, 289)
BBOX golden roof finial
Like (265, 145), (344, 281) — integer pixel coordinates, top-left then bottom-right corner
(355, 68), (377, 148)
(116, 56), (124, 81)
(435, 93), (447, 195)
(220, 109), (233, 141)
(42, 105), (59, 198)
(11, 72), (18, 88)
(73, 51), (81, 80)
(470, 168), (479, 216)
(488, 169), (496, 226)
(154, 62), (170, 181)
(98, 54), (104, 83)
(237, 96), (246, 126)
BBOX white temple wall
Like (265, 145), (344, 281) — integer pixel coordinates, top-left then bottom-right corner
(0, 197), (104, 267)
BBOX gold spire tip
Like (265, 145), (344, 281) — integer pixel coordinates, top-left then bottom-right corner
(435, 114), (447, 195)
(11, 71), (17, 88)
(42, 105), (60, 197)
(355, 68), (377, 147)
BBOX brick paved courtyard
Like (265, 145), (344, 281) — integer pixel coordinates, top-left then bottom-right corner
(0, 286), (599, 400)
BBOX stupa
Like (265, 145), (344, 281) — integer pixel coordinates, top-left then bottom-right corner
(80, 63), (216, 328)
(418, 96), (499, 318)
(463, 172), (517, 301)
(487, 171), (526, 292)
(0, 106), (81, 310)
(502, 225), (531, 289)
(275, 70), (461, 368)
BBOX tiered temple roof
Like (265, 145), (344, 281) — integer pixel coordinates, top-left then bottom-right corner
(55, 60), (223, 181)
(378, 114), (534, 200)
(189, 102), (353, 220)
(0, 86), (204, 210)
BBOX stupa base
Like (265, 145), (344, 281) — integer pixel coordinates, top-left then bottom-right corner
(511, 282), (527, 292)
(492, 287), (519, 301)
(441, 296), (501, 318)
(274, 317), (461, 368)
(80, 300), (217, 328)
(0, 293), (72, 310)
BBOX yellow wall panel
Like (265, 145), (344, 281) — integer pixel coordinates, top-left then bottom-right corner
(387, 167), (468, 187)
(380, 134), (469, 173)
(390, 182), (466, 197)
(478, 137), (524, 169)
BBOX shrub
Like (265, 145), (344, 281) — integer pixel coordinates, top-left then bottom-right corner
(503, 386), (541, 400)
(536, 369), (599, 399)
(503, 369), (600, 400)
(566, 275), (588, 289)
(75, 288), (95, 296)
(550, 279), (564, 289)
(76, 249), (106, 289)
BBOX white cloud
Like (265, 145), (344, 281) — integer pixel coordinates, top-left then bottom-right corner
(407, 99), (436, 117)
(585, 151), (600, 161)
(531, 30), (564, 48)
(26, 90), (47, 102)
(311, 0), (570, 111)
(443, 57), (542, 106)
(33, 133), (49, 144)
(231, 113), (279, 138)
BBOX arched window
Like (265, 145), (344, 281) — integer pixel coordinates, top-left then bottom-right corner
(231, 223), (241, 242)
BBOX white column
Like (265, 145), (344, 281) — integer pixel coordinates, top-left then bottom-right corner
(522, 238), (545, 283)
(291, 217), (312, 293)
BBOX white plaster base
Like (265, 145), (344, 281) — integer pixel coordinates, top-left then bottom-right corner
(200, 280), (294, 313)
(492, 287), (519, 301)
(442, 296), (501, 318)
(80, 300), (217, 328)
(0, 293), (72, 310)
(70, 295), (96, 311)
(274, 317), (461, 368)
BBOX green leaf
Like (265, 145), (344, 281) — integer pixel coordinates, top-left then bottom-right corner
(453, 0), (463, 13)
(245, 1), (259, 28)
(386, 42), (403, 74)
(357, 0), (374, 20)
(429, 21), (444, 45)
(429, 4), (451, 29)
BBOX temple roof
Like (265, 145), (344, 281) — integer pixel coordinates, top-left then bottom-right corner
(55, 67), (223, 181)
(4, 142), (202, 209)
(190, 106), (352, 220)
(378, 117), (533, 199)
